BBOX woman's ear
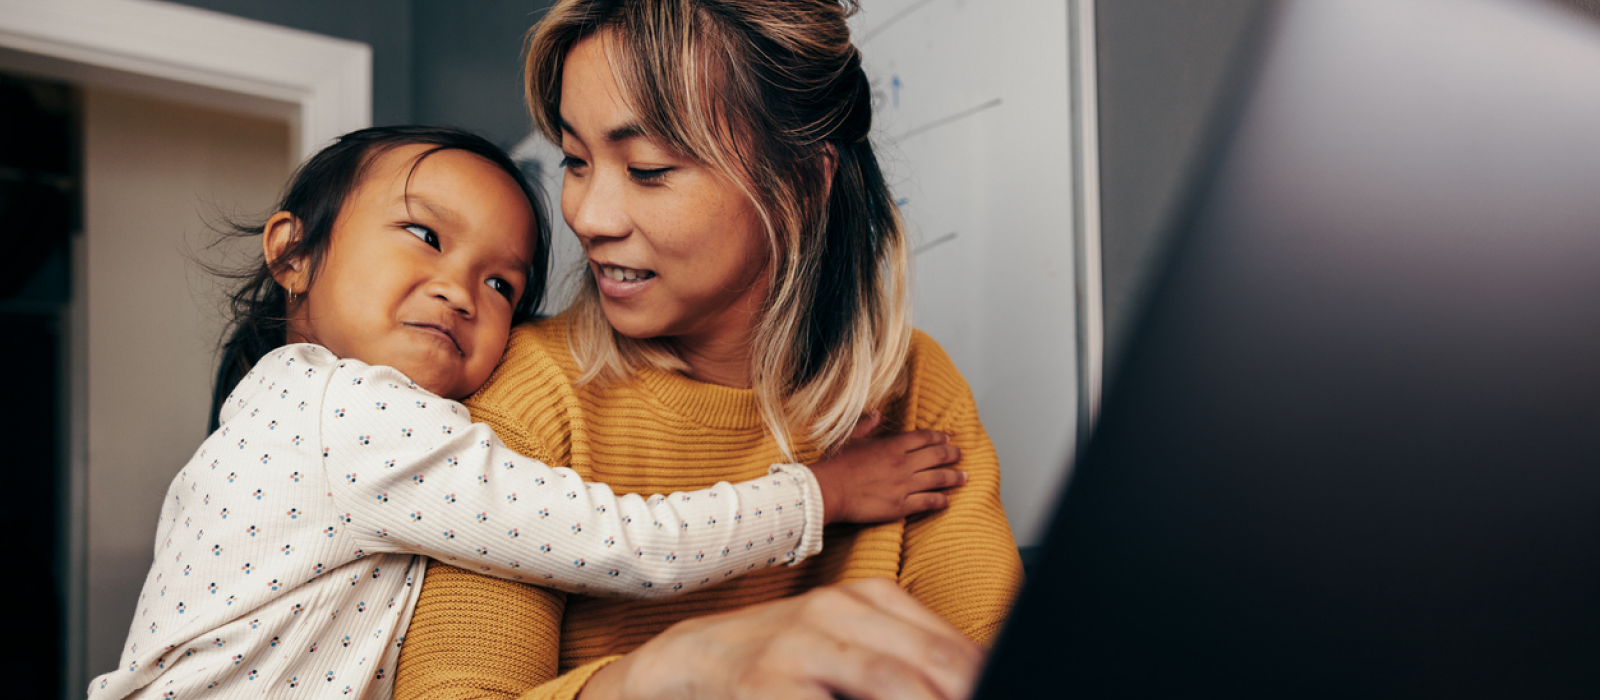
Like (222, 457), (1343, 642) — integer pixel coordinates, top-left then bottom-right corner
(262, 211), (307, 294)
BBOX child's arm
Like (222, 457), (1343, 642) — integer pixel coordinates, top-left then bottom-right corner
(317, 360), (957, 599)
(808, 411), (967, 524)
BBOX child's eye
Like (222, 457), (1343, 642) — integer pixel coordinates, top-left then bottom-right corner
(558, 155), (587, 171)
(486, 278), (515, 301)
(405, 224), (439, 249)
(629, 167), (671, 184)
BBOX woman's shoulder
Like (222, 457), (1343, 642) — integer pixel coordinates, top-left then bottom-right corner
(508, 314), (582, 375)
(897, 329), (978, 431)
(904, 328), (957, 374)
(485, 314), (581, 389)
(464, 315), (584, 455)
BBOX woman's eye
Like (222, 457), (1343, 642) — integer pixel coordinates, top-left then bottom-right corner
(486, 277), (515, 301)
(629, 167), (671, 183)
(559, 155), (587, 170)
(405, 224), (439, 249)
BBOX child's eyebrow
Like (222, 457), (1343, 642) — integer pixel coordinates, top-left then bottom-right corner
(402, 194), (463, 229)
(508, 251), (534, 276)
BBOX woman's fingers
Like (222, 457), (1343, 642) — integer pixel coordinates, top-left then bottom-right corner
(783, 583), (976, 700)
(789, 633), (947, 700)
(841, 580), (975, 642)
(614, 581), (984, 700)
(820, 579), (985, 700)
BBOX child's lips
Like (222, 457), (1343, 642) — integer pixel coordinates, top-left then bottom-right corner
(405, 322), (463, 356)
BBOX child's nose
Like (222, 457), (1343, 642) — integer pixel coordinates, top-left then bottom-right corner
(426, 277), (476, 318)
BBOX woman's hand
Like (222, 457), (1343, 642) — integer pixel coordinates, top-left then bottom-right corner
(809, 412), (966, 524)
(580, 578), (984, 700)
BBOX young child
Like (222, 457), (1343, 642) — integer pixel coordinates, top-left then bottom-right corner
(90, 126), (963, 699)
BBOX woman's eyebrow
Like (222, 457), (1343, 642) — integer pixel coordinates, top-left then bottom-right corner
(558, 116), (645, 144)
(604, 123), (646, 143)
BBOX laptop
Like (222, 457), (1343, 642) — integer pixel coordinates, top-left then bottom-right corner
(978, 0), (1600, 695)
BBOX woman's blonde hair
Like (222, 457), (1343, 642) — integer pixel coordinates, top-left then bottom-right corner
(526, 0), (911, 458)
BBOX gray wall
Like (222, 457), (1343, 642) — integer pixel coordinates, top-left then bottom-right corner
(1094, 0), (1270, 380)
(168, 0), (553, 148)
(411, 1), (551, 147)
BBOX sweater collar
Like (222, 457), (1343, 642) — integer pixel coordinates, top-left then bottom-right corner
(637, 364), (764, 430)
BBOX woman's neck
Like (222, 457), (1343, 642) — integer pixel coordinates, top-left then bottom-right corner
(665, 274), (768, 389)
(671, 330), (754, 388)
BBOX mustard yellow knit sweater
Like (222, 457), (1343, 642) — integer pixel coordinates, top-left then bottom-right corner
(394, 315), (1023, 700)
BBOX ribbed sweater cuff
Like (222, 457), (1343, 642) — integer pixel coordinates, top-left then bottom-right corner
(768, 462), (825, 564)
(520, 655), (622, 700)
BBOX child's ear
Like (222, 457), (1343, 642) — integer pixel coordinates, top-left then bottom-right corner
(262, 211), (307, 294)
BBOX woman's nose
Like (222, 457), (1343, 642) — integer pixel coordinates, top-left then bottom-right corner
(565, 169), (632, 243)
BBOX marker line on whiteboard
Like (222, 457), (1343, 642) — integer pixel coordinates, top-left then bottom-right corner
(914, 232), (958, 256)
(894, 98), (1003, 141)
(860, 0), (938, 44)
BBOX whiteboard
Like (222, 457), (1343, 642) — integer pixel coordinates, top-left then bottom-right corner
(854, 0), (1099, 545)
(514, 0), (1100, 546)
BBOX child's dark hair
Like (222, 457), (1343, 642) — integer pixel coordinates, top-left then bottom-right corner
(209, 125), (551, 430)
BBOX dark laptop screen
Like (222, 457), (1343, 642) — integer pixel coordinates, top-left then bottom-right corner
(979, 0), (1600, 696)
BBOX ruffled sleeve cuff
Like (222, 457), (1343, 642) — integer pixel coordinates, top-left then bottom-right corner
(767, 462), (826, 565)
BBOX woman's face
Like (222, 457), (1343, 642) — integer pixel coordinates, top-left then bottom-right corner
(557, 33), (770, 349)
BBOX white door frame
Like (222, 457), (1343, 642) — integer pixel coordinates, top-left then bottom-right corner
(0, 2), (370, 695)
(0, 0), (371, 163)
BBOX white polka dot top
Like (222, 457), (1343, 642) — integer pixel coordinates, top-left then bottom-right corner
(89, 344), (822, 699)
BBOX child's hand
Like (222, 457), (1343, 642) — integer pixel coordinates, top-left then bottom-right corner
(809, 412), (966, 524)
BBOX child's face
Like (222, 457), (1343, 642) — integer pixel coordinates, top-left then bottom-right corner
(287, 145), (535, 399)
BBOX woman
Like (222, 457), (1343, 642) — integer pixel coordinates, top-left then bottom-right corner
(394, 1), (1023, 698)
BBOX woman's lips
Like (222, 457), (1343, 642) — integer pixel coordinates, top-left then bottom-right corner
(594, 263), (656, 300)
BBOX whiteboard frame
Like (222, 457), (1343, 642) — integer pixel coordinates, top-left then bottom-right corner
(1070, 0), (1105, 454)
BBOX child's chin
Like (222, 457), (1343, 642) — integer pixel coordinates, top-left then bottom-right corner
(388, 364), (458, 399)
(419, 377), (467, 400)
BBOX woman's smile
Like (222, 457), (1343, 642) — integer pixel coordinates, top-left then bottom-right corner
(592, 261), (657, 299)
(595, 263), (655, 281)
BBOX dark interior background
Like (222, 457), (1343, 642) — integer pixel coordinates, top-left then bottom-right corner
(14, 0), (1600, 696)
